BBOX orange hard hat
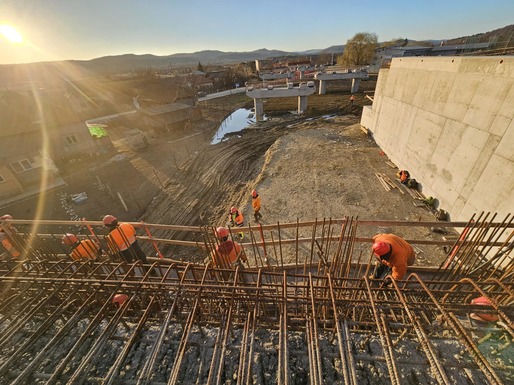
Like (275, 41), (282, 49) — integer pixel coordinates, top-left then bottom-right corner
(251, 190), (257, 197)
(372, 241), (390, 257)
(112, 293), (129, 306)
(0, 214), (13, 220)
(470, 296), (499, 322)
(103, 214), (117, 226)
(230, 207), (238, 213)
(62, 233), (78, 245)
(216, 227), (229, 239)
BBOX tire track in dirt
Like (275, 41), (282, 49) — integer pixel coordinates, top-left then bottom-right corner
(140, 117), (303, 259)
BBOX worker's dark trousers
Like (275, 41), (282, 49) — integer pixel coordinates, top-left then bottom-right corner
(372, 263), (391, 279)
(121, 241), (148, 264)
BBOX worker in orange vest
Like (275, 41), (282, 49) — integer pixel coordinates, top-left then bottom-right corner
(397, 170), (410, 184)
(211, 227), (247, 269)
(251, 190), (262, 222)
(228, 207), (245, 239)
(103, 215), (148, 263)
(0, 214), (21, 259)
(370, 233), (416, 283)
(62, 233), (102, 261)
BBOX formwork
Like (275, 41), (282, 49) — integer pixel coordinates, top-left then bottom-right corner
(0, 212), (512, 384)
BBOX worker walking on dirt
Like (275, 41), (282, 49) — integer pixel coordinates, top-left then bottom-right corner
(211, 227), (247, 269)
(62, 233), (102, 261)
(103, 215), (148, 264)
(0, 214), (21, 259)
(228, 207), (245, 239)
(349, 94), (355, 105)
(251, 190), (263, 222)
(370, 233), (416, 284)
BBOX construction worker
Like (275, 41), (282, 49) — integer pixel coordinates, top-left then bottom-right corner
(469, 296), (499, 323)
(228, 207), (245, 239)
(211, 227), (247, 269)
(370, 233), (416, 283)
(349, 94), (355, 105)
(397, 170), (410, 184)
(62, 233), (102, 261)
(0, 214), (21, 259)
(251, 189), (263, 222)
(103, 215), (148, 264)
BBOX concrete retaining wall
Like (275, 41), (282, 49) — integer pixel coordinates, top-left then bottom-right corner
(361, 56), (514, 221)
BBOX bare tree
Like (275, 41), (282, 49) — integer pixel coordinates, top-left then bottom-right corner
(339, 32), (378, 66)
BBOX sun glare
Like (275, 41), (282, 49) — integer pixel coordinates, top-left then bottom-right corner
(0, 24), (23, 43)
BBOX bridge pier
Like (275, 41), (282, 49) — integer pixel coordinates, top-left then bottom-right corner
(351, 78), (361, 93)
(298, 96), (308, 113)
(254, 99), (264, 121)
(318, 80), (327, 95)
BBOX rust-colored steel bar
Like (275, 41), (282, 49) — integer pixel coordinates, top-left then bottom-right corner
(363, 276), (401, 385)
(135, 263), (188, 385)
(390, 279), (451, 384)
(404, 273), (506, 385)
(277, 270), (290, 385)
(308, 273), (323, 385)
(167, 264), (210, 385)
(328, 274), (357, 385)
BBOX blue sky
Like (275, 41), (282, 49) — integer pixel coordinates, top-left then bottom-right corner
(0, 0), (512, 65)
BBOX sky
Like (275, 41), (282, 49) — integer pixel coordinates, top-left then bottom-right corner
(0, 0), (513, 65)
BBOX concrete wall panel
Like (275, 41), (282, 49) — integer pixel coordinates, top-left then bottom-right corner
(442, 74), (479, 123)
(491, 84), (514, 137)
(463, 77), (512, 132)
(423, 72), (454, 115)
(496, 119), (514, 162)
(362, 56), (514, 221)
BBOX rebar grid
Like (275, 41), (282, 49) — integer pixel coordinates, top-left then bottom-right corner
(0, 259), (512, 385)
(0, 213), (513, 384)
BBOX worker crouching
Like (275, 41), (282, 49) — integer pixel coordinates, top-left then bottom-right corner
(62, 233), (102, 261)
(370, 233), (416, 285)
(228, 207), (245, 239)
(103, 215), (148, 264)
(211, 227), (247, 269)
(0, 214), (21, 260)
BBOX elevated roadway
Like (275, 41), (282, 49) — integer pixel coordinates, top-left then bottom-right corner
(314, 70), (369, 94)
(246, 84), (316, 121)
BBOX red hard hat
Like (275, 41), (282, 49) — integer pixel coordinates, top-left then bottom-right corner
(112, 293), (129, 306)
(372, 241), (390, 256)
(103, 214), (117, 226)
(470, 296), (499, 322)
(216, 227), (229, 239)
(251, 190), (257, 197)
(62, 233), (78, 245)
(230, 207), (238, 213)
(0, 214), (13, 220)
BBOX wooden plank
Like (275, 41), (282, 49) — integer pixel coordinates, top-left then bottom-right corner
(385, 161), (397, 168)
(375, 173), (390, 191)
(393, 180), (406, 195)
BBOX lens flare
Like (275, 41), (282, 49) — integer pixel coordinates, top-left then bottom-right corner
(0, 24), (23, 43)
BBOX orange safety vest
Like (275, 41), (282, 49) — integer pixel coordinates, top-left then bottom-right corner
(107, 223), (137, 251)
(71, 239), (101, 261)
(1, 235), (21, 258)
(212, 240), (246, 268)
(229, 211), (244, 227)
(252, 195), (261, 212)
(373, 234), (415, 280)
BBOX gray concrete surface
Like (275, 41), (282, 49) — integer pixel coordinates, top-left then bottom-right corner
(360, 56), (514, 222)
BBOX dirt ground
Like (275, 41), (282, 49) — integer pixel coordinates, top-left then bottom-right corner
(4, 79), (448, 266)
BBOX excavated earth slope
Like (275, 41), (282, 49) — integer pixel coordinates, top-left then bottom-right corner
(141, 113), (446, 265)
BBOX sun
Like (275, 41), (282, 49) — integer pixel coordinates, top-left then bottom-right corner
(0, 24), (23, 44)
